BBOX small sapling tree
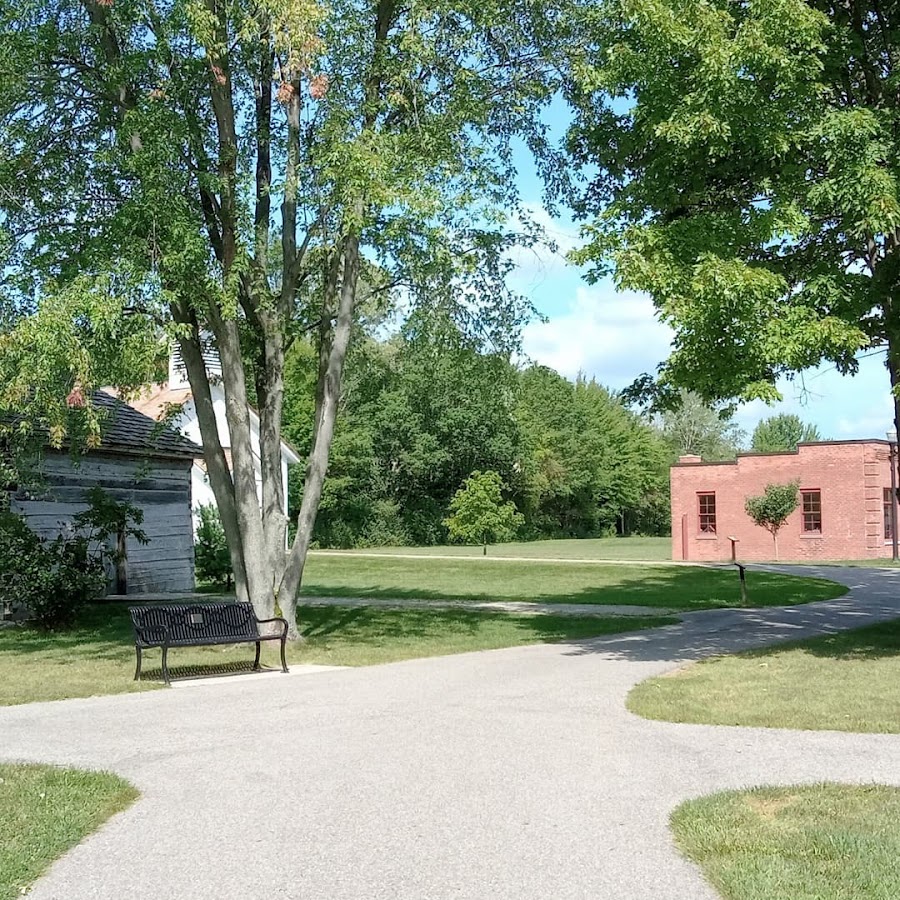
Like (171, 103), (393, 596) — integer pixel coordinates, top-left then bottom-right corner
(444, 471), (524, 556)
(744, 481), (800, 561)
(194, 505), (233, 590)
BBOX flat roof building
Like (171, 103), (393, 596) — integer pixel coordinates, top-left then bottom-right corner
(671, 441), (897, 562)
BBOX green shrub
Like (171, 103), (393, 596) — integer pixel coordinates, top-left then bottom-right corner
(194, 504), (233, 588)
(0, 510), (106, 631)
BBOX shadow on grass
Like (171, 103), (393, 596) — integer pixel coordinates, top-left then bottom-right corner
(299, 563), (847, 611)
(4, 565), (892, 679)
(0, 601), (674, 668)
(731, 618), (900, 664)
(139, 660), (275, 683)
(298, 605), (674, 645)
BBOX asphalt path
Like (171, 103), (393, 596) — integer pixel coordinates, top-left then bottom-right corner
(3, 565), (900, 899)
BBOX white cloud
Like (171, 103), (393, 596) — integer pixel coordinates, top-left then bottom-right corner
(505, 203), (583, 290)
(732, 352), (894, 441)
(521, 283), (673, 389)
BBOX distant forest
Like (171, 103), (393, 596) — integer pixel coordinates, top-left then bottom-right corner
(283, 313), (744, 548)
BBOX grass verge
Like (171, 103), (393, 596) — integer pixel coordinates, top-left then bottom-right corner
(298, 555), (845, 610)
(672, 784), (900, 900)
(628, 619), (900, 732)
(0, 604), (675, 706)
(0, 763), (137, 900)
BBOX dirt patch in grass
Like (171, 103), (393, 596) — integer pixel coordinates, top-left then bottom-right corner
(673, 784), (900, 900)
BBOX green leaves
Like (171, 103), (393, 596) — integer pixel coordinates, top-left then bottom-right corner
(562, 0), (899, 408)
(751, 414), (821, 452)
(443, 470), (524, 549)
(744, 480), (799, 535)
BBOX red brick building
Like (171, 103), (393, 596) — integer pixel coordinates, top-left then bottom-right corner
(671, 441), (898, 562)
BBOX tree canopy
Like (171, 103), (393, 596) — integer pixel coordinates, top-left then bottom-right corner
(443, 470), (524, 553)
(563, 0), (898, 428)
(752, 414), (822, 453)
(0, 0), (568, 633)
(280, 318), (673, 548)
(655, 390), (744, 461)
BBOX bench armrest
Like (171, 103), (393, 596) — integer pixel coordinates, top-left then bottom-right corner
(255, 616), (289, 638)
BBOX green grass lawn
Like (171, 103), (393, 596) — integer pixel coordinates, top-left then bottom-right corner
(324, 536), (672, 560)
(298, 555), (845, 610)
(0, 603), (675, 706)
(0, 763), (137, 900)
(629, 619), (900, 732)
(672, 784), (900, 900)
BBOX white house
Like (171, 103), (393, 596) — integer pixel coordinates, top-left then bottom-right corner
(131, 349), (302, 525)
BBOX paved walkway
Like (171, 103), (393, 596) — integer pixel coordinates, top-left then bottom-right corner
(303, 595), (680, 617)
(311, 549), (697, 566)
(3, 566), (900, 899)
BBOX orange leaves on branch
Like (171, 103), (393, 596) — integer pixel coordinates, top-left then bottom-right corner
(309, 73), (329, 100)
(276, 81), (296, 104)
(66, 385), (86, 408)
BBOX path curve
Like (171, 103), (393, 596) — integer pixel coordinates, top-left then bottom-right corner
(3, 566), (900, 900)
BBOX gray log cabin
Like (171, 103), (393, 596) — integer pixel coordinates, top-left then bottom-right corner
(8, 392), (203, 594)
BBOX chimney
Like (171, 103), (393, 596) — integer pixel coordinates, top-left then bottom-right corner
(678, 454), (703, 464)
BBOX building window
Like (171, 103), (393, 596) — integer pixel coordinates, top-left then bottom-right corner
(801, 490), (822, 534)
(885, 488), (895, 540)
(698, 492), (716, 534)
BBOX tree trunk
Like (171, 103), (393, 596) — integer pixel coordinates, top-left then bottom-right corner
(278, 232), (361, 637)
(772, 531), (779, 562)
(257, 315), (288, 597)
(208, 311), (276, 622)
(172, 307), (251, 606)
(887, 337), (900, 513)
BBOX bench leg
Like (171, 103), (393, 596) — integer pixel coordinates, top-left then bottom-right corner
(162, 645), (171, 686)
(134, 646), (142, 682)
(253, 641), (261, 671)
(280, 634), (288, 674)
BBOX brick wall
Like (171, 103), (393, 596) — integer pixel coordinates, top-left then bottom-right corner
(670, 441), (896, 562)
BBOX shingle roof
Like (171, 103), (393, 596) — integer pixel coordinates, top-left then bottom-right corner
(93, 391), (202, 459)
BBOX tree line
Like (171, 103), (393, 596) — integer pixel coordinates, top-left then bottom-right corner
(278, 315), (780, 548)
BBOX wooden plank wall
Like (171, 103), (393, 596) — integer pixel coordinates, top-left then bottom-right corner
(10, 452), (196, 594)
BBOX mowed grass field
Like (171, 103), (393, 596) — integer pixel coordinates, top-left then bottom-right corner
(299, 554), (846, 610)
(672, 784), (900, 900)
(1, 554), (845, 706)
(325, 536), (672, 560)
(628, 618), (900, 733)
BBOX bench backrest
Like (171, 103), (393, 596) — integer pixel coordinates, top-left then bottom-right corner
(129, 602), (259, 645)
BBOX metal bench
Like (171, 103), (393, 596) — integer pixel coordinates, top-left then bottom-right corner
(129, 602), (289, 685)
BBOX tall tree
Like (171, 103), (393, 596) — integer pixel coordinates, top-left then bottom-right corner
(0, 0), (563, 634)
(752, 414), (822, 452)
(516, 366), (667, 536)
(657, 390), (744, 461)
(563, 0), (897, 433)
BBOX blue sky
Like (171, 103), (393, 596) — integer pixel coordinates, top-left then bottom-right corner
(508, 112), (894, 443)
